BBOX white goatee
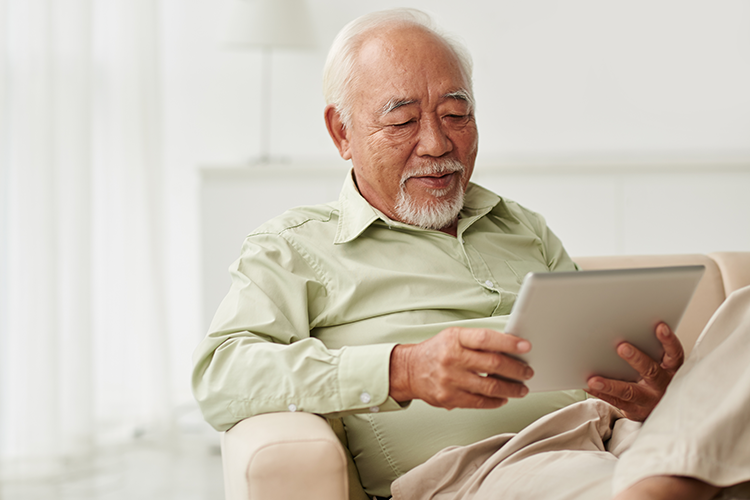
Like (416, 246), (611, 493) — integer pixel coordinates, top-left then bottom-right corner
(394, 158), (466, 231)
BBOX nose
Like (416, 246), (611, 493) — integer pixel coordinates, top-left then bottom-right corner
(415, 116), (453, 157)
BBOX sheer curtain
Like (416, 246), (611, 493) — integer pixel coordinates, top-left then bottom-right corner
(0, 0), (174, 479)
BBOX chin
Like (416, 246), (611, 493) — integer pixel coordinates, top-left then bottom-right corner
(395, 187), (465, 231)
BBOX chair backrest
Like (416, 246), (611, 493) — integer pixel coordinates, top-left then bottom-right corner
(708, 252), (750, 298)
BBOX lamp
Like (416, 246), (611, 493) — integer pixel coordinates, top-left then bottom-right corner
(220, 0), (316, 164)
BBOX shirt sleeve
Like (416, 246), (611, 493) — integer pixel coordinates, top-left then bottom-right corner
(539, 220), (578, 272)
(512, 203), (578, 272)
(191, 232), (404, 432)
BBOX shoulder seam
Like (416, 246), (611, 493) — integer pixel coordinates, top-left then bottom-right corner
(249, 206), (337, 237)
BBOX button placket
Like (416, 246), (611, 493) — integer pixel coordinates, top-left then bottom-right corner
(460, 239), (499, 291)
(456, 234), (505, 315)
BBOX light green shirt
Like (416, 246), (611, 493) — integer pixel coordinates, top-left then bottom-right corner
(192, 171), (585, 496)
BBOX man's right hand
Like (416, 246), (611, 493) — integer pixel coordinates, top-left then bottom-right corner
(388, 327), (534, 409)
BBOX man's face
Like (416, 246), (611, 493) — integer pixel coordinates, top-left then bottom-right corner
(330, 26), (479, 231)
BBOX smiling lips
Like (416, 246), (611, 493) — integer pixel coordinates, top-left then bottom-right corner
(409, 171), (457, 190)
(401, 158), (467, 192)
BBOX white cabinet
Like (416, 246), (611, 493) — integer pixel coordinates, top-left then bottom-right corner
(200, 161), (750, 328)
(200, 163), (346, 328)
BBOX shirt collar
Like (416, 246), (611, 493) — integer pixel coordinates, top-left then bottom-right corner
(333, 169), (508, 244)
(334, 170), (382, 244)
(462, 182), (503, 217)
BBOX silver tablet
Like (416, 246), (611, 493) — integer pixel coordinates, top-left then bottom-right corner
(505, 265), (705, 392)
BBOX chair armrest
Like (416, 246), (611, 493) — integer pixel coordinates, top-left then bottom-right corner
(221, 412), (349, 500)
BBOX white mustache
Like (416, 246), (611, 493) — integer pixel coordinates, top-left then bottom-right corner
(400, 159), (466, 186)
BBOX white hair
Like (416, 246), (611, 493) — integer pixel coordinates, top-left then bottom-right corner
(322, 8), (474, 128)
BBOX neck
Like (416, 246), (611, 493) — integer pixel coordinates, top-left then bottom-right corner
(438, 219), (459, 237)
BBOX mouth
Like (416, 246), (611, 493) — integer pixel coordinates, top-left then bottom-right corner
(401, 159), (467, 194)
(408, 171), (458, 190)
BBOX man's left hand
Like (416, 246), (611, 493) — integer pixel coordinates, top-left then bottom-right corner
(585, 322), (684, 421)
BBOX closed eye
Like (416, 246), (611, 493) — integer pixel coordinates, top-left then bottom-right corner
(445, 113), (472, 124)
(391, 120), (415, 127)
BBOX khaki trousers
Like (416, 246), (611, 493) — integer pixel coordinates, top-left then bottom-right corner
(391, 286), (750, 500)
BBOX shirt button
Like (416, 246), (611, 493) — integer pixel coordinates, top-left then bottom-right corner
(288, 404), (297, 412)
(360, 392), (371, 404)
(369, 406), (380, 413)
(484, 280), (494, 288)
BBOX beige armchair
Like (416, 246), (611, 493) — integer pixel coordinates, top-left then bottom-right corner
(221, 252), (750, 500)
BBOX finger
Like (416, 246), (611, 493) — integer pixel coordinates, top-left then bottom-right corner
(587, 375), (653, 407)
(456, 328), (531, 354)
(458, 349), (534, 383)
(469, 371), (530, 399)
(421, 371), (516, 409)
(447, 391), (510, 410)
(656, 322), (684, 371)
(616, 342), (671, 389)
(472, 375), (529, 398)
(584, 388), (649, 421)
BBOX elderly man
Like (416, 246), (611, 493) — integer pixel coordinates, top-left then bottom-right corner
(193, 9), (750, 500)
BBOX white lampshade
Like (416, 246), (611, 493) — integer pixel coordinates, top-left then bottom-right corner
(220, 0), (316, 49)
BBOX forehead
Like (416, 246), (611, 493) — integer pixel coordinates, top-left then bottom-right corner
(351, 26), (469, 111)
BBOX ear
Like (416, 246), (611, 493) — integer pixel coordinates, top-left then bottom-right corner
(324, 104), (352, 160)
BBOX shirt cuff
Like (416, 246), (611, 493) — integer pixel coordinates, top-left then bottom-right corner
(338, 342), (404, 413)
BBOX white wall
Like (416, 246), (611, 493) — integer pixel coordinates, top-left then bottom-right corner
(159, 1), (750, 337)
(165, 0), (750, 164)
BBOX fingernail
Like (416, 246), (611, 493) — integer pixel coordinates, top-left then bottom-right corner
(590, 380), (604, 391)
(621, 344), (634, 358)
(517, 340), (531, 353)
(520, 385), (529, 396)
(524, 366), (534, 380)
(658, 324), (671, 338)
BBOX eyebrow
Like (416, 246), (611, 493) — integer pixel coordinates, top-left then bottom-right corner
(380, 97), (417, 116)
(379, 89), (475, 116)
(444, 89), (475, 110)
